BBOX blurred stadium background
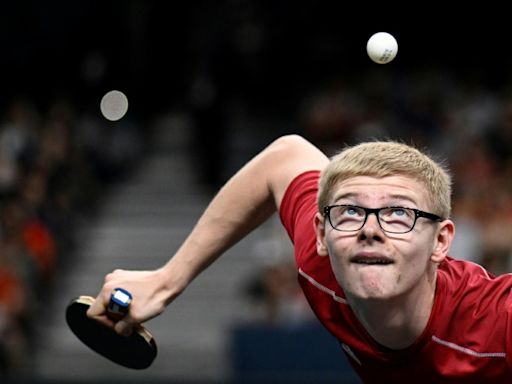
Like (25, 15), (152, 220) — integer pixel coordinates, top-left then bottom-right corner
(0, 1), (511, 383)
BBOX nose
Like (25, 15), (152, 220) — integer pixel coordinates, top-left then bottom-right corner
(357, 212), (384, 241)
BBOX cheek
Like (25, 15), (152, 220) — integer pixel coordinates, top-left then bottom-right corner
(398, 244), (433, 281)
(325, 241), (358, 291)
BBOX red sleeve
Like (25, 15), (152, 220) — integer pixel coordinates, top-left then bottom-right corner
(279, 170), (320, 266)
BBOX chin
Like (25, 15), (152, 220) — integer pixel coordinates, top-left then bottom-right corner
(345, 283), (398, 301)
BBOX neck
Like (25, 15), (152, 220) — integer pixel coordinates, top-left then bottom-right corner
(349, 274), (437, 350)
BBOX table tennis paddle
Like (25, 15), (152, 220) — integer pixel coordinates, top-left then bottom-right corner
(65, 293), (157, 369)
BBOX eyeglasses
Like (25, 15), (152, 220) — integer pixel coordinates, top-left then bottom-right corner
(323, 205), (443, 234)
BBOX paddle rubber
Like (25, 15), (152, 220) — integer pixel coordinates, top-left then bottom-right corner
(65, 296), (157, 369)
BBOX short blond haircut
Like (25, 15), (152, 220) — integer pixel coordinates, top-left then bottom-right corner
(317, 141), (452, 219)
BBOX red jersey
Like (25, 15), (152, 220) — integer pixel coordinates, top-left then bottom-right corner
(279, 171), (512, 383)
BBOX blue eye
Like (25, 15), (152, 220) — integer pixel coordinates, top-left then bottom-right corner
(392, 208), (406, 216)
(346, 207), (358, 215)
(381, 207), (415, 222)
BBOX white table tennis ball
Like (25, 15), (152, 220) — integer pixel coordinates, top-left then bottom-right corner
(366, 32), (398, 64)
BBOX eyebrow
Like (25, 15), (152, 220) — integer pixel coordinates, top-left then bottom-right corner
(332, 192), (419, 207)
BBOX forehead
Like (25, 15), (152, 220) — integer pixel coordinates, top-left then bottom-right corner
(330, 175), (429, 207)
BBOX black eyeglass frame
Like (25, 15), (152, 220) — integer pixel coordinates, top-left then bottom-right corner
(323, 204), (443, 234)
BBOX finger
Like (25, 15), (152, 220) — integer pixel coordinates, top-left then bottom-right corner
(86, 293), (109, 318)
(114, 317), (135, 337)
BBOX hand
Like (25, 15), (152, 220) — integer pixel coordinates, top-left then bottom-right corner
(86, 268), (171, 336)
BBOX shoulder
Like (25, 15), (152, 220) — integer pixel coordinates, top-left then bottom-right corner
(433, 258), (512, 372)
(439, 256), (495, 278)
(438, 257), (512, 306)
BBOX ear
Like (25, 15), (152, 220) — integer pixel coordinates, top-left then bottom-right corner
(314, 212), (329, 256)
(431, 219), (455, 263)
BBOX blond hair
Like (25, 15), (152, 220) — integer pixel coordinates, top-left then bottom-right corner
(317, 141), (452, 219)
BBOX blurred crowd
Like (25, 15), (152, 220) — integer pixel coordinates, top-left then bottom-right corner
(0, 96), (145, 375)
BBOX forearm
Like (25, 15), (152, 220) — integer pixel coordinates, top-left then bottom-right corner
(160, 144), (279, 298)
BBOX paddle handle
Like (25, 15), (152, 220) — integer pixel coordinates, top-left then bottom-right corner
(107, 288), (132, 321)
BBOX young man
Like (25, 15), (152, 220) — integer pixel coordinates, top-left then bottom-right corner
(88, 135), (512, 382)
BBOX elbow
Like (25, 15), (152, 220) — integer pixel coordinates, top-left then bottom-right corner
(269, 134), (312, 153)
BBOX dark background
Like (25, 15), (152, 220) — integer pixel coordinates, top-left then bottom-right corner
(1, 1), (510, 120)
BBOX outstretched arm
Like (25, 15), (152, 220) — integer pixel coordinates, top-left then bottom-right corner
(87, 134), (329, 335)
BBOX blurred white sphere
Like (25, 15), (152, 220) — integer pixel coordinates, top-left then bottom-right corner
(100, 90), (129, 121)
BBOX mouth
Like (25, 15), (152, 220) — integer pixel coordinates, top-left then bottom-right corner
(350, 254), (394, 266)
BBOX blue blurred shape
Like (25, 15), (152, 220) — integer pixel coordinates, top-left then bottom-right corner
(230, 321), (361, 383)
